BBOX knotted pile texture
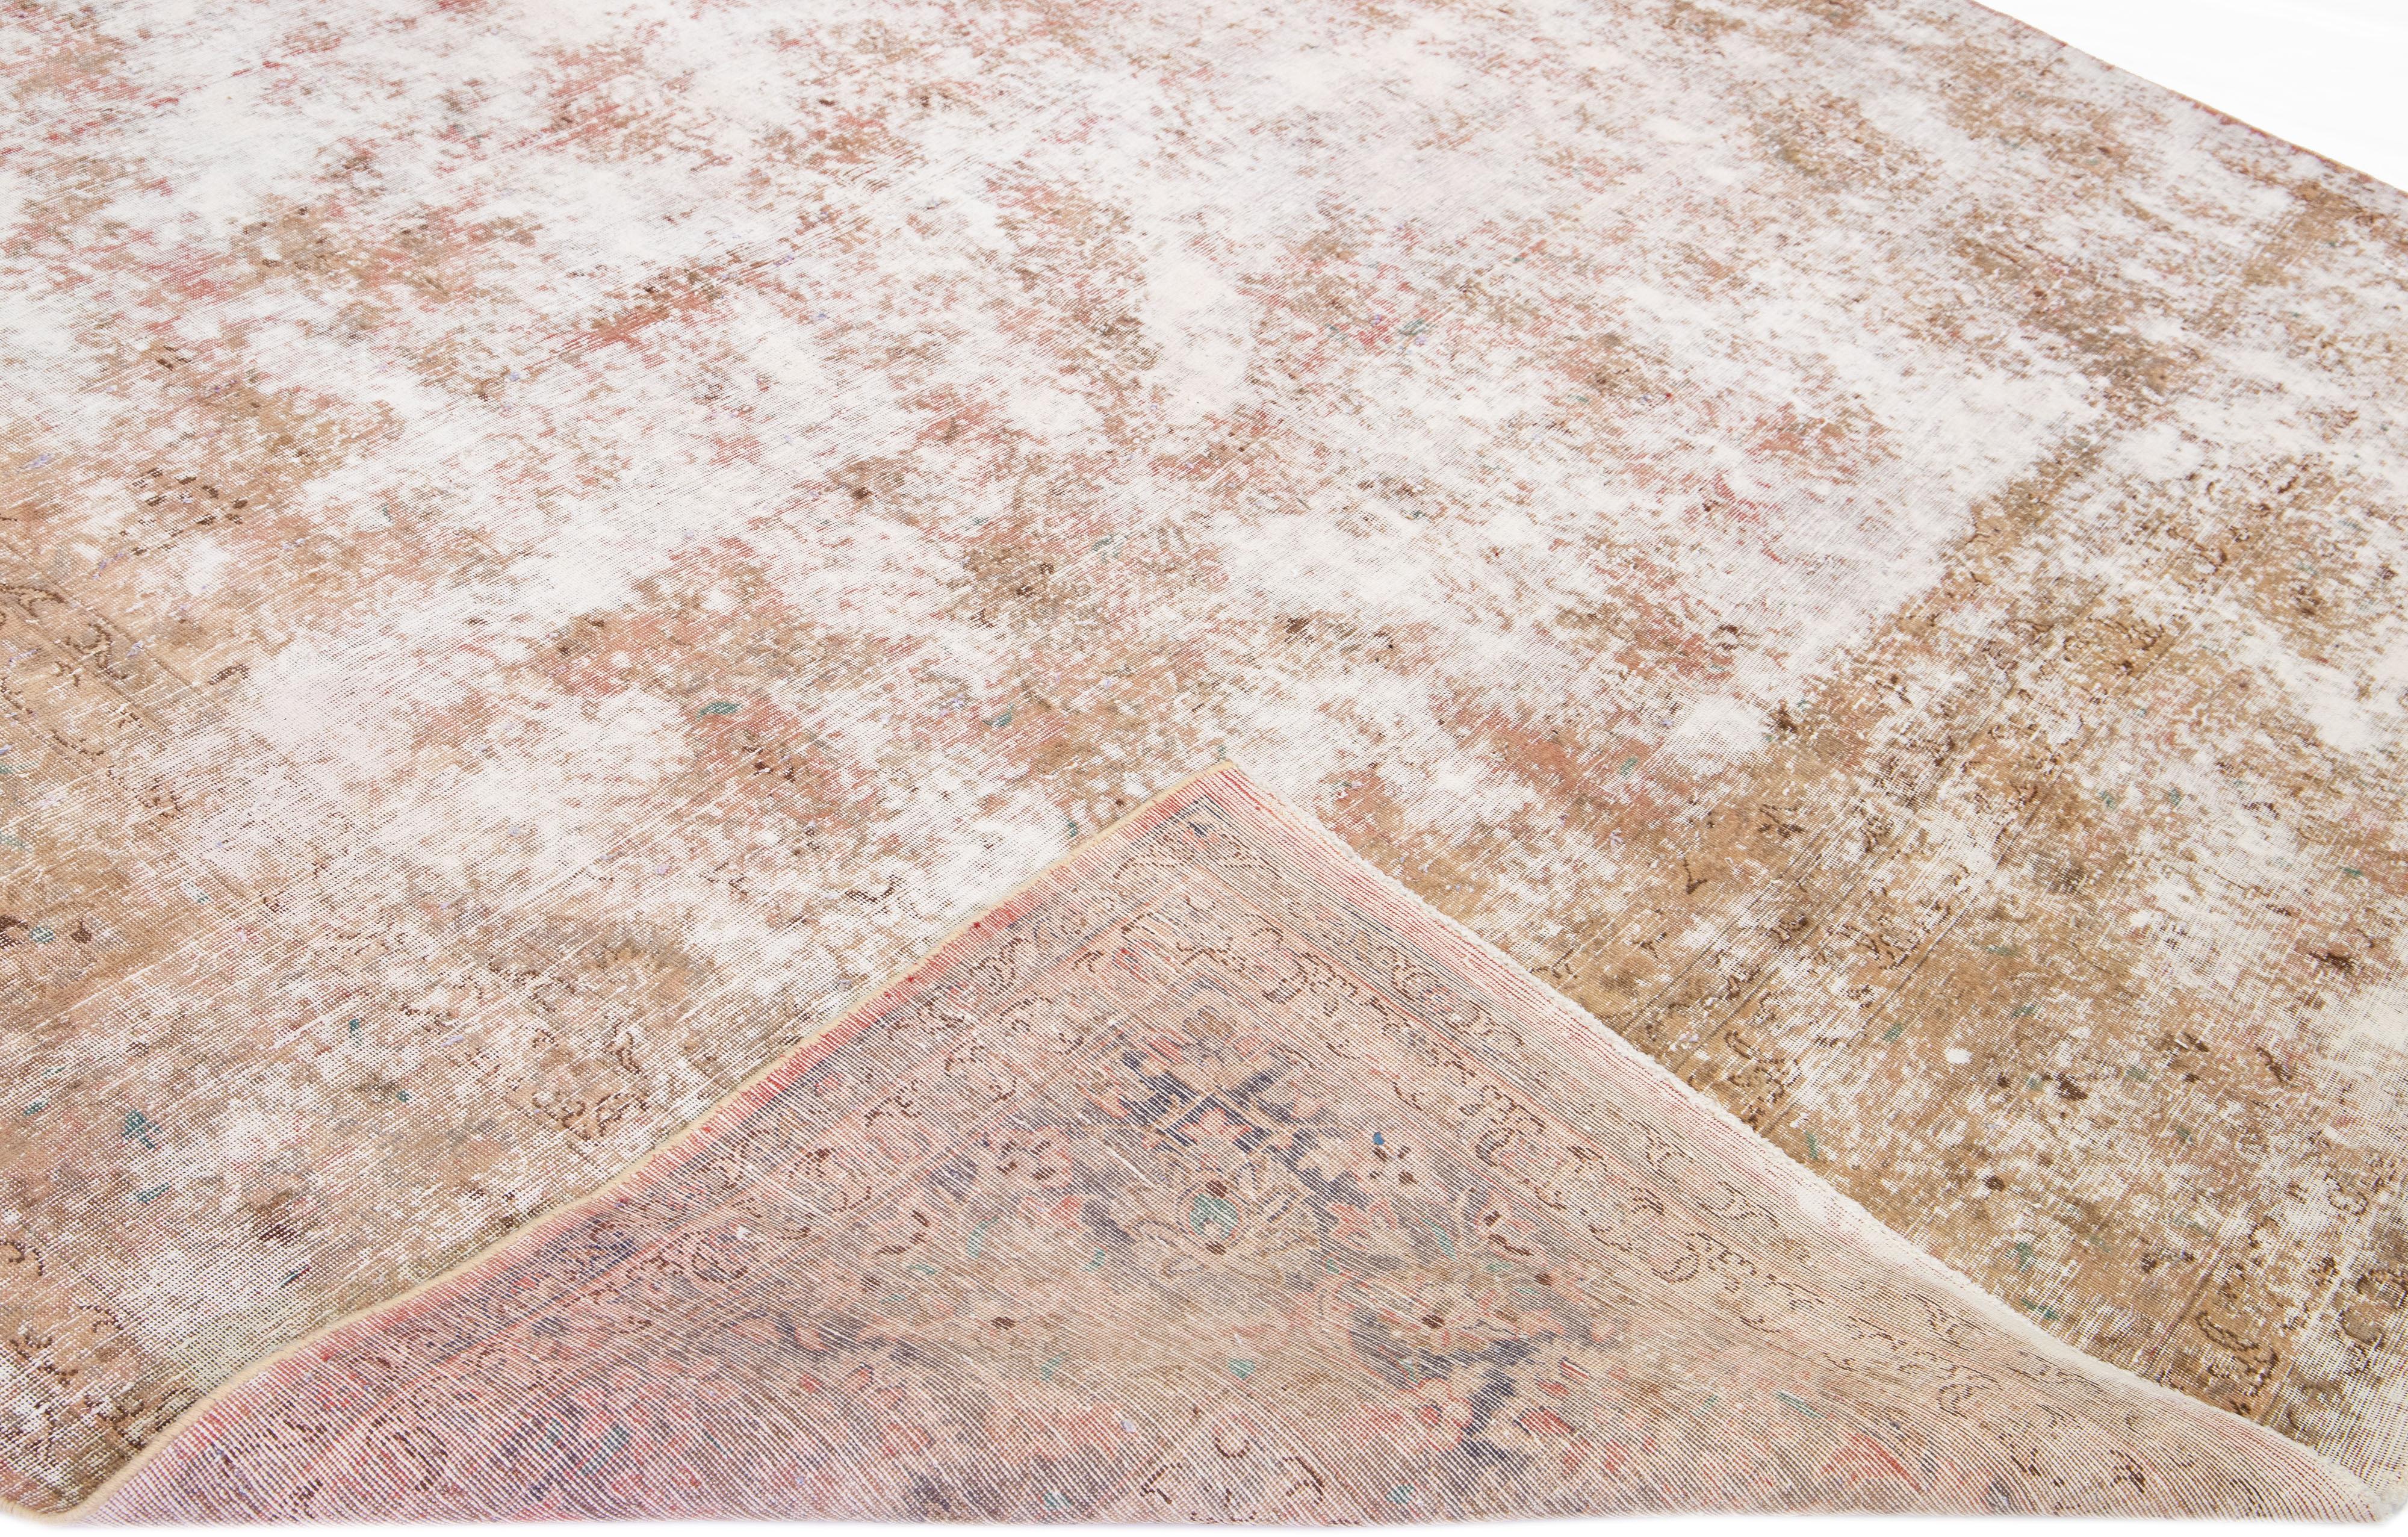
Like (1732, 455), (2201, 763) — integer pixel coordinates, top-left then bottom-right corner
(4, 0), (2407, 1519)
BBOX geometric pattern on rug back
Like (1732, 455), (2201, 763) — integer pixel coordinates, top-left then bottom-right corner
(93, 771), (2377, 1521)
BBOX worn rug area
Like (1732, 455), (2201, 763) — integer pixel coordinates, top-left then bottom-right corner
(79, 770), (2384, 1520)
(5, 0), (2408, 1520)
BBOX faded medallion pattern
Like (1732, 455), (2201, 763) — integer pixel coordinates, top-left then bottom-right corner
(96, 772), (2374, 1520)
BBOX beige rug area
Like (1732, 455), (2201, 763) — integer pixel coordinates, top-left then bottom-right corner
(80, 769), (2382, 1520)
(2, 0), (2406, 1518)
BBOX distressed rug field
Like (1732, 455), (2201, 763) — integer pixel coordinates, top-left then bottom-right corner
(3, 0), (2407, 1521)
(79, 770), (2380, 1520)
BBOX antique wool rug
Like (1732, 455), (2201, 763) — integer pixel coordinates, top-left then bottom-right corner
(4, 0), (2408, 1521)
(73, 769), (2387, 1520)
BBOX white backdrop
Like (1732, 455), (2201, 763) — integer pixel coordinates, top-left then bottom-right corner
(1992, 0), (2408, 194)
(7, 2), (2403, 1535)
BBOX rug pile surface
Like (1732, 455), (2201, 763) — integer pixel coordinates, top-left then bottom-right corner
(3, 0), (2407, 1520)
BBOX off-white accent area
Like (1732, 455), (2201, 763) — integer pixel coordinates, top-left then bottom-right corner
(1988, 0), (2408, 193)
